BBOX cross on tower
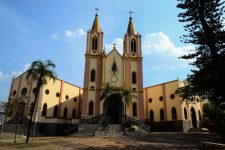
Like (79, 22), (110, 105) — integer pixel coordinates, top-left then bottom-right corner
(95, 7), (100, 15)
(129, 10), (133, 18)
(113, 43), (116, 49)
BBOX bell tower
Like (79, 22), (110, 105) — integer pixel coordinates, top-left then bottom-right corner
(82, 12), (103, 118)
(123, 14), (144, 120)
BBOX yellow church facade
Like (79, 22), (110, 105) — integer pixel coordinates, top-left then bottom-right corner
(7, 14), (203, 135)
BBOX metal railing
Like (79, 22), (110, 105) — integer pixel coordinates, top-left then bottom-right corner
(64, 115), (103, 136)
(127, 116), (151, 133)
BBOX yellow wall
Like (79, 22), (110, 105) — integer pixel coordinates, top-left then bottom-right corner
(9, 71), (82, 124)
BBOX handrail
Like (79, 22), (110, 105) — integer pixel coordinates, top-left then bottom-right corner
(64, 115), (103, 135)
(127, 116), (151, 132)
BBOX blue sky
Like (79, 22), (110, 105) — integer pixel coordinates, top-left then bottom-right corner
(0, 0), (194, 101)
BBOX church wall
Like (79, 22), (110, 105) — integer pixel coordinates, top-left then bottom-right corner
(39, 78), (61, 121)
(10, 76), (20, 98)
(105, 50), (124, 87)
(164, 80), (182, 121)
(145, 85), (164, 122)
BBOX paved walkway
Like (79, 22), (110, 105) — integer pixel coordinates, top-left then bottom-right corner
(0, 132), (223, 150)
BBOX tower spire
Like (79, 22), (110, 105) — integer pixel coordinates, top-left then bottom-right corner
(127, 10), (135, 34)
(91, 8), (101, 32)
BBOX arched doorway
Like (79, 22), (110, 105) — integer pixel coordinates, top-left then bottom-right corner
(191, 107), (197, 128)
(103, 94), (124, 124)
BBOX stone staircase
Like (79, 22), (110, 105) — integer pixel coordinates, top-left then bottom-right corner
(95, 124), (123, 137)
(65, 115), (151, 137)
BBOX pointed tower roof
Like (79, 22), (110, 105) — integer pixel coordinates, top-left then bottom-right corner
(127, 17), (135, 34)
(91, 14), (101, 32)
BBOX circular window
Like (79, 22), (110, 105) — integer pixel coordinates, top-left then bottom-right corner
(12, 90), (16, 96)
(148, 98), (152, 103)
(21, 88), (28, 96)
(45, 89), (49, 94)
(159, 96), (163, 101)
(56, 92), (60, 97)
(170, 94), (175, 99)
(32, 88), (37, 94)
(65, 95), (69, 100)
(74, 97), (77, 102)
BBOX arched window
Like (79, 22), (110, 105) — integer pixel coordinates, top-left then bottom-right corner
(171, 107), (177, 120)
(150, 110), (154, 121)
(132, 102), (137, 117)
(42, 103), (47, 116)
(72, 109), (76, 118)
(198, 110), (202, 121)
(92, 36), (98, 50)
(53, 105), (58, 117)
(89, 101), (94, 116)
(160, 108), (164, 121)
(131, 39), (136, 53)
(90, 69), (95, 82)
(63, 107), (68, 119)
(132, 72), (136, 84)
(21, 87), (28, 96)
(184, 107), (187, 119)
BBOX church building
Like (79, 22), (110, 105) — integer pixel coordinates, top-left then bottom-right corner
(81, 13), (144, 123)
(7, 13), (203, 135)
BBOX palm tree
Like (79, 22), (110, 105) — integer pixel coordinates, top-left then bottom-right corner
(25, 60), (56, 143)
(100, 83), (135, 125)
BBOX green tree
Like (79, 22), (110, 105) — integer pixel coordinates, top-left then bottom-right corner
(100, 83), (135, 133)
(0, 101), (6, 134)
(176, 0), (225, 140)
(176, 0), (225, 103)
(3, 97), (28, 143)
(202, 102), (225, 141)
(25, 60), (56, 143)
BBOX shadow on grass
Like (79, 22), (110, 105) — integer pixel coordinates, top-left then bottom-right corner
(0, 141), (46, 148)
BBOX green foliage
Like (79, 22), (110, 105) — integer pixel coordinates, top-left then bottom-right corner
(177, 0), (225, 139)
(176, 0), (225, 104)
(202, 102), (225, 141)
(25, 60), (57, 143)
(100, 83), (136, 105)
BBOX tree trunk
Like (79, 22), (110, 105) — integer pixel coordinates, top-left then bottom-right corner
(0, 117), (6, 134)
(124, 103), (127, 135)
(26, 78), (42, 143)
(14, 123), (18, 143)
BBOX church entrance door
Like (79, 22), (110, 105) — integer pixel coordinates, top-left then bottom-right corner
(104, 94), (124, 124)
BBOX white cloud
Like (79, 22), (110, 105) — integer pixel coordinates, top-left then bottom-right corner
(51, 33), (59, 40)
(142, 32), (194, 57)
(0, 71), (9, 83)
(65, 30), (76, 41)
(76, 28), (86, 36)
(51, 28), (86, 41)
(105, 38), (123, 54)
(65, 28), (86, 41)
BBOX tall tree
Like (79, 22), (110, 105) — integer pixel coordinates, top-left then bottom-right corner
(176, 0), (225, 140)
(25, 60), (56, 143)
(176, 0), (225, 105)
